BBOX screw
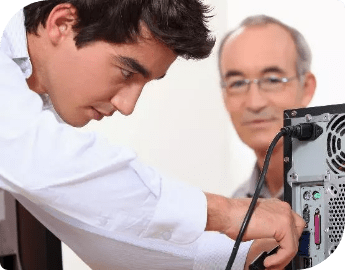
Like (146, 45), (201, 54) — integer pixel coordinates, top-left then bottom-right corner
(305, 114), (312, 122)
(284, 157), (290, 163)
(292, 173), (298, 179)
(291, 110), (297, 117)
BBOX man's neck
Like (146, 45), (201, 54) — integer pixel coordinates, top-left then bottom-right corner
(255, 142), (284, 198)
(26, 32), (47, 95)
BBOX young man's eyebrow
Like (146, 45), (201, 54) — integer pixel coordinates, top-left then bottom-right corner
(117, 56), (151, 78)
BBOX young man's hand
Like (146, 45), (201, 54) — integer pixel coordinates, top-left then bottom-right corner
(205, 193), (305, 269)
(244, 238), (279, 270)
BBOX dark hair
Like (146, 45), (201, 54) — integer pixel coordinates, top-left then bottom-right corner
(24, 0), (215, 60)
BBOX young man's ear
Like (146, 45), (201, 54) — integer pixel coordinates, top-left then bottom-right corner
(301, 71), (317, 107)
(45, 3), (78, 45)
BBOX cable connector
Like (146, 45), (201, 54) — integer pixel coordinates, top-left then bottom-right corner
(282, 123), (323, 141)
(249, 245), (280, 270)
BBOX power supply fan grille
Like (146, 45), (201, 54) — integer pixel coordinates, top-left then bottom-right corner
(326, 114), (345, 174)
(328, 183), (345, 253)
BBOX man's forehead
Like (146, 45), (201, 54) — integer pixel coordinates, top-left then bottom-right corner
(224, 24), (294, 53)
(221, 24), (297, 74)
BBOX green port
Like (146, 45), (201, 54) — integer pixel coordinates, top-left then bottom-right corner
(313, 191), (321, 200)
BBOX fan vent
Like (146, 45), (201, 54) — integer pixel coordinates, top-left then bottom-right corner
(326, 115), (345, 174)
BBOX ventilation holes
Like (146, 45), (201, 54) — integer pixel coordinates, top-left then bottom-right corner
(331, 115), (345, 132)
(327, 114), (339, 130)
(328, 184), (345, 244)
(329, 245), (338, 254)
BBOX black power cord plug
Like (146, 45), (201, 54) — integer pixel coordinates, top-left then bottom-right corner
(249, 245), (280, 270)
(283, 123), (323, 141)
(225, 122), (323, 270)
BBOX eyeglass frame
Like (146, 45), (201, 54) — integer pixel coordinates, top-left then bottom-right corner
(221, 75), (299, 95)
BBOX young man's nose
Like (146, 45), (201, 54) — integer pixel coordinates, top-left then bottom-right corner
(111, 84), (144, 116)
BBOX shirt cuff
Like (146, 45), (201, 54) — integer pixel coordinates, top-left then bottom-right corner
(193, 232), (253, 270)
(141, 177), (207, 244)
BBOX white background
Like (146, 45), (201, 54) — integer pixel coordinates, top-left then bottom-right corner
(0, 0), (345, 269)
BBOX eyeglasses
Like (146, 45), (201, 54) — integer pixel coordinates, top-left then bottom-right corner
(221, 76), (298, 95)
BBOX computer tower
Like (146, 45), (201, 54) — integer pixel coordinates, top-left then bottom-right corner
(284, 103), (345, 269)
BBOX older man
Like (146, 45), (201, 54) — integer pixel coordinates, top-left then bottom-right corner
(219, 15), (316, 200)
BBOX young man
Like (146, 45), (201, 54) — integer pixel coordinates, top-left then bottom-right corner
(219, 15), (316, 200)
(0, 2), (304, 269)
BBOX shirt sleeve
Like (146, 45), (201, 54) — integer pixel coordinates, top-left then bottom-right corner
(0, 50), (206, 245)
(13, 190), (253, 270)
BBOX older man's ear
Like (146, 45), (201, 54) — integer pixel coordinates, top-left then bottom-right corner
(301, 72), (317, 107)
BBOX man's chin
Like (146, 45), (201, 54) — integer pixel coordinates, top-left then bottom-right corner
(74, 120), (90, 128)
(61, 116), (89, 128)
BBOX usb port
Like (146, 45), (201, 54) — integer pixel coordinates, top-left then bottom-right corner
(303, 257), (312, 268)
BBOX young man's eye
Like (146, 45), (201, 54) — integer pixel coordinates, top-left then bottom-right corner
(121, 68), (134, 80)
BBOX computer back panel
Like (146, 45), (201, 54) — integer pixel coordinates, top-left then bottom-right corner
(284, 104), (345, 269)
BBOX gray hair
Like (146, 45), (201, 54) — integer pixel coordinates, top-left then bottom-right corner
(218, 15), (312, 79)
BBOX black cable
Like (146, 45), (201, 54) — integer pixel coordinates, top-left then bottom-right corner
(225, 122), (322, 269)
(225, 129), (287, 270)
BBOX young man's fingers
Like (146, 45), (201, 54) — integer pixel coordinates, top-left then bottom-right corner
(263, 226), (298, 268)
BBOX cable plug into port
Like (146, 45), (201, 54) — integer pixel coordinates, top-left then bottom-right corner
(302, 205), (310, 227)
(282, 123), (323, 141)
(304, 257), (312, 268)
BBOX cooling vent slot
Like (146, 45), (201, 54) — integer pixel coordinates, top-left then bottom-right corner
(326, 114), (345, 174)
(329, 245), (337, 255)
(328, 183), (345, 253)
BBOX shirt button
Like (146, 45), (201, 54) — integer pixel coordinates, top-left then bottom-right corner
(162, 231), (172, 241)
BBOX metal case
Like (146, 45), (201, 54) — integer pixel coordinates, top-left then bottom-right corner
(284, 104), (345, 269)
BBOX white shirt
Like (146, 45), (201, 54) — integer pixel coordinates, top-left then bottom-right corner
(0, 10), (252, 269)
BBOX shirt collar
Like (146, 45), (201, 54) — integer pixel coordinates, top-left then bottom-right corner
(0, 9), (32, 78)
(0, 9), (58, 115)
